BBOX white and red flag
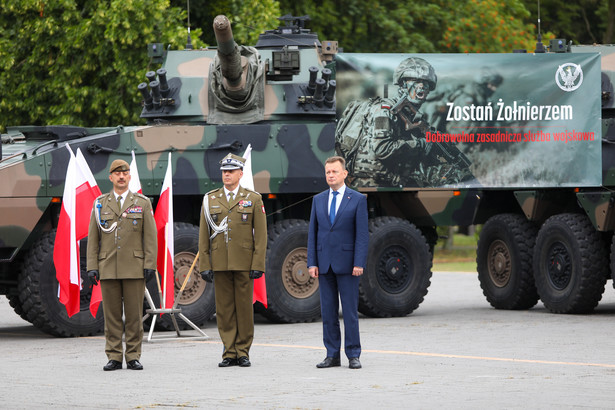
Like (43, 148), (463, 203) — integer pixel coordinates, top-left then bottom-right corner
(240, 144), (268, 308)
(53, 145), (102, 317)
(154, 152), (175, 309)
(128, 150), (142, 194)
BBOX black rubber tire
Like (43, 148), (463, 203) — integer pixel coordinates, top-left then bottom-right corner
(359, 217), (432, 317)
(6, 294), (28, 322)
(533, 213), (608, 313)
(18, 230), (104, 337)
(261, 219), (321, 323)
(609, 237), (615, 285)
(476, 213), (539, 309)
(153, 222), (215, 330)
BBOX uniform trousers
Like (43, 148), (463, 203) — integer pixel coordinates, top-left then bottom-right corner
(100, 278), (145, 362)
(319, 268), (361, 359)
(214, 270), (254, 359)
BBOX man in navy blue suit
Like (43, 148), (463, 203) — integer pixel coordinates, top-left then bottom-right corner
(308, 156), (369, 369)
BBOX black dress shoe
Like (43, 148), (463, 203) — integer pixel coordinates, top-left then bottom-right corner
(127, 359), (143, 370)
(238, 356), (251, 367)
(218, 358), (238, 367)
(316, 357), (341, 368)
(349, 357), (362, 369)
(103, 360), (122, 371)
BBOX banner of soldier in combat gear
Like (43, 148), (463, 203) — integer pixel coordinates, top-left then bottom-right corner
(334, 53), (602, 189)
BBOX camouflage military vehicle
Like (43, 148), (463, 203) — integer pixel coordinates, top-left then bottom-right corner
(1, 14), (614, 337)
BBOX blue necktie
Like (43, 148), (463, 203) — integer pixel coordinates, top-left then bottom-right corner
(330, 191), (338, 225)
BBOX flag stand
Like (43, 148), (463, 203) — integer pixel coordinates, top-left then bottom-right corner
(142, 253), (209, 342)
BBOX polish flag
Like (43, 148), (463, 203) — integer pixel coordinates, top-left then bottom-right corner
(240, 145), (268, 308)
(128, 150), (143, 194)
(53, 145), (102, 317)
(154, 152), (174, 309)
(75, 149), (104, 317)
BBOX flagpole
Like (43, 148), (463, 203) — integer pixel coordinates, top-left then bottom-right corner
(155, 269), (163, 306)
(172, 252), (199, 310)
(163, 223), (168, 309)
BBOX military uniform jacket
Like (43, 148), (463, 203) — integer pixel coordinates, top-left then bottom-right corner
(87, 190), (157, 279)
(199, 186), (267, 272)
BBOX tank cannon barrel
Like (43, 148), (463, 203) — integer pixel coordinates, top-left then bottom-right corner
(213, 15), (244, 89)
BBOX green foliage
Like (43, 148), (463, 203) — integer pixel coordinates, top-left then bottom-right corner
(0, 0), (200, 131)
(440, 0), (537, 53)
(170, 0), (279, 47)
(521, 0), (615, 44)
(277, 0), (449, 52)
(230, 0), (280, 45)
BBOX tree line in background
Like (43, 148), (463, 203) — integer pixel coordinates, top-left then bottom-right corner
(1, 0), (613, 132)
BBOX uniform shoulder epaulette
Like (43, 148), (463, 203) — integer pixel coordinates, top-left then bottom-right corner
(242, 187), (260, 195)
(206, 188), (221, 195)
(135, 192), (150, 200)
(96, 193), (109, 201)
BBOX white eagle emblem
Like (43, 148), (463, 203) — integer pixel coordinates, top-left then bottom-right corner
(555, 63), (583, 92)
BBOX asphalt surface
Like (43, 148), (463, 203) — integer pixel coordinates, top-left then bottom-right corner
(3, 271), (615, 409)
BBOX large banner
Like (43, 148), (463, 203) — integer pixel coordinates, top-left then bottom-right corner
(335, 53), (602, 189)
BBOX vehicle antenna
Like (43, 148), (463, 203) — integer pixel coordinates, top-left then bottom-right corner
(186, 0), (193, 50)
(534, 0), (545, 53)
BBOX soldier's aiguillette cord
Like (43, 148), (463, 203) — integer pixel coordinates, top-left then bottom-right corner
(203, 195), (228, 241)
(95, 199), (118, 234)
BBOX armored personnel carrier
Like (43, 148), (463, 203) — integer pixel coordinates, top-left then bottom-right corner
(1, 14), (614, 337)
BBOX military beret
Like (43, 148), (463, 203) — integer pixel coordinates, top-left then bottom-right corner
(109, 159), (130, 173)
(219, 153), (246, 170)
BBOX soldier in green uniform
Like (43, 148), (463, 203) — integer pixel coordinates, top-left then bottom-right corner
(198, 153), (267, 368)
(86, 159), (157, 371)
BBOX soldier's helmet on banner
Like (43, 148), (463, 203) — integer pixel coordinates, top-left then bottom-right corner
(393, 57), (438, 91)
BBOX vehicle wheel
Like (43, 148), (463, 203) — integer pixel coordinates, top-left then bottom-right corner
(262, 219), (321, 323)
(18, 230), (104, 337)
(609, 237), (615, 285)
(476, 213), (539, 309)
(6, 294), (28, 322)
(154, 223), (215, 330)
(359, 217), (432, 317)
(533, 213), (608, 313)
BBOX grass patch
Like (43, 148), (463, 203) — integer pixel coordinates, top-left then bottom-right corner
(432, 232), (478, 272)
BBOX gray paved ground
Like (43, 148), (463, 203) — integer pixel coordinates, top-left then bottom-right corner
(2, 271), (615, 409)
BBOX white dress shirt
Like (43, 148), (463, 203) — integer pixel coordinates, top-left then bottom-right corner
(328, 184), (346, 217)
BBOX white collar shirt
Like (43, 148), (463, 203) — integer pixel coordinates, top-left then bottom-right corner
(114, 191), (127, 209)
(224, 186), (240, 202)
(328, 184), (346, 216)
